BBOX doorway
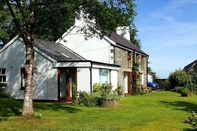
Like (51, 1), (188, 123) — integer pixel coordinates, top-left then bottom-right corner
(58, 68), (77, 101)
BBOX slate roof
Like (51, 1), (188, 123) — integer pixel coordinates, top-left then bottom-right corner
(34, 39), (86, 62)
(183, 60), (197, 73)
(110, 33), (148, 56)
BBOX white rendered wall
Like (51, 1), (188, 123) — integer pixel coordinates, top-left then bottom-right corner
(34, 51), (58, 100)
(148, 74), (153, 82)
(58, 28), (112, 64)
(111, 70), (118, 91)
(0, 38), (25, 99)
(92, 68), (99, 85)
(77, 68), (91, 93)
(0, 38), (58, 100)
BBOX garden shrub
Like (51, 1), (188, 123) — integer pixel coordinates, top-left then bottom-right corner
(0, 83), (11, 99)
(78, 82), (120, 107)
(174, 86), (185, 93)
(181, 87), (190, 95)
(114, 84), (123, 95)
(157, 79), (170, 91)
(185, 111), (197, 130)
(72, 83), (78, 104)
(78, 91), (106, 107)
(168, 69), (188, 89)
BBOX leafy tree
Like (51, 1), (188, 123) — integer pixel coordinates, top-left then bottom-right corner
(147, 66), (156, 81)
(129, 27), (141, 49)
(3, 0), (137, 116)
(168, 69), (188, 89)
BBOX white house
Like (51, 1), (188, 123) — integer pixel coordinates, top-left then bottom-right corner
(56, 18), (149, 95)
(0, 36), (119, 101)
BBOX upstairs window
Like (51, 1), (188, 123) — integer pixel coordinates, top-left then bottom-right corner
(128, 52), (132, 68)
(0, 68), (6, 83)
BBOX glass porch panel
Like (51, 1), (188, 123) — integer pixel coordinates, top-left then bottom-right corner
(60, 70), (66, 98)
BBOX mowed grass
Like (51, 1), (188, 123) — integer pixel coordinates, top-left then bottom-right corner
(0, 91), (197, 131)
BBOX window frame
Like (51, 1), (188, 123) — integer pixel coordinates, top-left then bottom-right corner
(0, 68), (6, 83)
(99, 69), (110, 84)
(20, 67), (25, 90)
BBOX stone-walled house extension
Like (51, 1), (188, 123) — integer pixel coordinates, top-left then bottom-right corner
(110, 32), (148, 94)
(57, 23), (149, 95)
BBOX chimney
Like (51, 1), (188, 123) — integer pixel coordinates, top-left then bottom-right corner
(116, 26), (130, 41)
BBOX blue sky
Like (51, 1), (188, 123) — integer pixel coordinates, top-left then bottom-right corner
(134, 0), (197, 79)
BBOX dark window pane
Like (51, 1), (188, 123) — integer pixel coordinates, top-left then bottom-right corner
(3, 76), (6, 82)
(2, 69), (5, 74)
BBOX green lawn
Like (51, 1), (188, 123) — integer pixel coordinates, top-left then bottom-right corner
(0, 91), (196, 131)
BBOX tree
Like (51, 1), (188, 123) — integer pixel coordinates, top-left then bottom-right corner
(3, 0), (137, 116)
(129, 27), (141, 49)
(168, 69), (188, 89)
(147, 66), (156, 81)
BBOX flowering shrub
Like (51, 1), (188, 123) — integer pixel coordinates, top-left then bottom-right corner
(185, 111), (197, 130)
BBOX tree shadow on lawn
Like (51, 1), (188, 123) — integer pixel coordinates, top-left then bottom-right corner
(159, 100), (197, 112)
(0, 98), (22, 122)
(159, 100), (197, 131)
(0, 99), (81, 122)
(33, 102), (82, 113)
(183, 129), (195, 131)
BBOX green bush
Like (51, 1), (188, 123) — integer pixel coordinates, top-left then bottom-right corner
(185, 111), (197, 129)
(72, 83), (78, 104)
(93, 83), (101, 93)
(78, 83), (120, 107)
(114, 84), (123, 95)
(156, 79), (170, 91)
(78, 91), (106, 107)
(181, 87), (190, 95)
(101, 82), (112, 94)
(174, 86), (185, 93)
(0, 83), (11, 98)
(169, 69), (188, 89)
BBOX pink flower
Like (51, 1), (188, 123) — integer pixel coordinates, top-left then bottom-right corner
(186, 118), (190, 123)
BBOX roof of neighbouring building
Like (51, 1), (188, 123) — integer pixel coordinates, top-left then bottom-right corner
(183, 59), (197, 73)
(110, 32), (148, 56)
(34, 39), (86, 62)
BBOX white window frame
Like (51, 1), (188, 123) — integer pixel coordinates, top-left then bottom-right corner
(99, 69), (110, 84)
(0, 68), (6, 83)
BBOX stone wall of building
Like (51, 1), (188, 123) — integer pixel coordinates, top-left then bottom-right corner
(114, 47), (148, 89)
(114, 47), (132, 86)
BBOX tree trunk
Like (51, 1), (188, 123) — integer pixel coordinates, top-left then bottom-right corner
(22, 34), (35, 116)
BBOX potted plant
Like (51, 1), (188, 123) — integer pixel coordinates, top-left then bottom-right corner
(102, 93), (120, 108)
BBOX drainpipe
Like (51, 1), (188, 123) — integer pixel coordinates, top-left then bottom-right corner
(146, 56), (149, 87)
(90, 62), (92, 93)
(132, 50), (136, 70)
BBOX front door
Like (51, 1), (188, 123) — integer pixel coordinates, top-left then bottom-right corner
(58, 68), (77, 101)
(124, 71), (138, 95)
(124, 71), (132, 95)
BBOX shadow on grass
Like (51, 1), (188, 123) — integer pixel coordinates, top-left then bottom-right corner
(0, 98), (81, 122)
(160, 100), (197, 131)
(0, 98), (22, 122)
(159, 100), (197, 112)
(182, 129), (195, 131)
(33, 102), (82, 113)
